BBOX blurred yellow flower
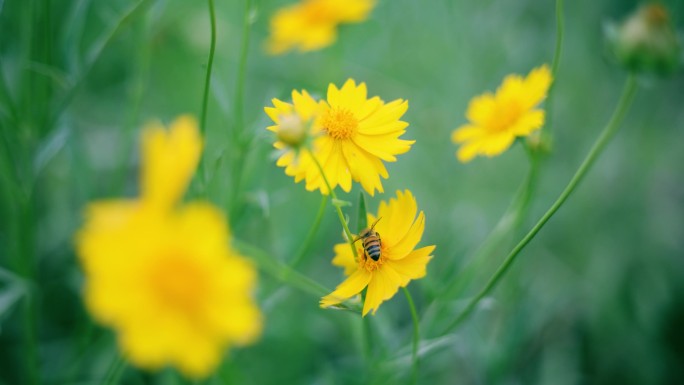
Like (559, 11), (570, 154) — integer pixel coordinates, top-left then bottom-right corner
(452, 65), (553, 162)
(321, 190), (435, 316)
(76, 116), (261, 378)
(267, 0), (375, 54)
(265, 79), (414, 196)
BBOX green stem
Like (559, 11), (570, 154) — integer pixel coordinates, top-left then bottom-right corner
(545, 0), (564, 134)
(233, 239), (362, 313)
(305, 148), (359, 261)
(228, 0), (253, 214)
(198, 0), (217, 189)
(443, 75), (638, 333)
(289, 194), (328, 268)
(402, 287), (420, 385)
(102, 354), (126, 385)
(442, 153), (540, 300)
(234, 0), (251, 141)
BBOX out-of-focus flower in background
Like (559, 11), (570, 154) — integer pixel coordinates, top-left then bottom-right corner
(605, 3), (682, 76)
(266, 0), (375, 54)
(451, 65), (553, 163)
(76, 116), (261, 378)
(321, 190), (435, 316)
(265, 79), (414, 196)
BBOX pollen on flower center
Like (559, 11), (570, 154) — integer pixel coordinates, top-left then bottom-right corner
(148, 255), (208, 313)
(358, 248), (386, 272)
(323, 108), (358, 140)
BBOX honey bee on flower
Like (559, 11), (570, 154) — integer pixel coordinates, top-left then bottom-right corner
(321, 190), (435, 316)
(265, 79), (414, 196)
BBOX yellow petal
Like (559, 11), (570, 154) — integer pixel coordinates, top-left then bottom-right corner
(341, 141), (386, 196)
(375, 190), (417, 245)
(141, 115), (202, 210)
(510, 109), (545, 137)
(357, 99), (408, 132)
(465, 93), (496, 126)
(480, 132), (516, 157)
(520, 64), (552, 110)
(320, 269), (372, 308)
(352, 131), (414, 162)
(332, 242), (359, 276)
(362, 266), (402, 316)
(386, 245), (435, 280)
(387, 211), (425, 260)
(451, 124), (485, 143)
(456, 140), (483, 163)
(292, 89), (320, 120)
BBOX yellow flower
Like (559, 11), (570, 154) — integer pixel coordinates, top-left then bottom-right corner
(451, 65), (553, 162)
(265, 79), (414, 196)
(267, 0), (375, 54)
(321, 190), (435, 316)
(76, 116), (261, 378)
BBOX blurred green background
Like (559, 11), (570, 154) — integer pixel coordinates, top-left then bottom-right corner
(1, 0), (683, 384)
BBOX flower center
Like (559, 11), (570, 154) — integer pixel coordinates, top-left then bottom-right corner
(323, 108), (358, 140)
(490, 101), (521, 132)
(148, 254), (208, 314)
(358, 245), (387, 272)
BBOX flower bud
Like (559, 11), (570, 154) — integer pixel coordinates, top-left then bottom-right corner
(525, 130), (553, 155)
(607, 3), (681, 76)
(276, 113), (308, 148)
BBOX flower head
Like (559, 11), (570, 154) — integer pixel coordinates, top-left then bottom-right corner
(321, 190), (435, 316)
(76, 116), (261, 378)
(452, 65), (553, 162)
(267, 0), (375, 54)
(607, 3), (681, 76)
(265, 79), (414, 196)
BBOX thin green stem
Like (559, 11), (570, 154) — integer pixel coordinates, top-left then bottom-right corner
(442, 153), (540, 300)
(198, 0), (217, 188)
(402, 287), (420, 385)
(228, 0), (253, 214)
(443, 75), (638, 333)
(289, 194), (328, 268)
(233, 0), (251, 141)
(233, 239), (362, 313)
(305, 148), (359, 260)
(545, 0), (564, 134)
(102, 354), (126, 385)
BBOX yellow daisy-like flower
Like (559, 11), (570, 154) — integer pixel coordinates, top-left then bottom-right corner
(321, 190), (435, 316)
(267, 0), (375, 54)
(76, 116), (261, 378)
(451, 65), (553, 162)
(265, 79), (414, 196)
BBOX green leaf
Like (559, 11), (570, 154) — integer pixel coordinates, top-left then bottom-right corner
(357, 191), (367, 233)
(0, 267), (26, 331)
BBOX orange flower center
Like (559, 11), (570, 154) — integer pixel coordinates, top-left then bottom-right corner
(148, 254), (208, 314)
(358, 245), (387, 272)
(490, 101), (521, 132)
(323, 107), (358, 140)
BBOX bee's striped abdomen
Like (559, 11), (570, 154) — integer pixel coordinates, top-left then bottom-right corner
(363, 235), (382, 261)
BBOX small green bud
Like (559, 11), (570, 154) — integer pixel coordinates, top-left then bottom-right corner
(525, 130), (553, 155)
(276, 113), (308, 148)
(607, 3), (682, 76)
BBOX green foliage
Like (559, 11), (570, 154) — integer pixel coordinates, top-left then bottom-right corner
(1, 0), (684, 384)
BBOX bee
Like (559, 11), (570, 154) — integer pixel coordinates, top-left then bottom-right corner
(353, 218), (382, 261)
